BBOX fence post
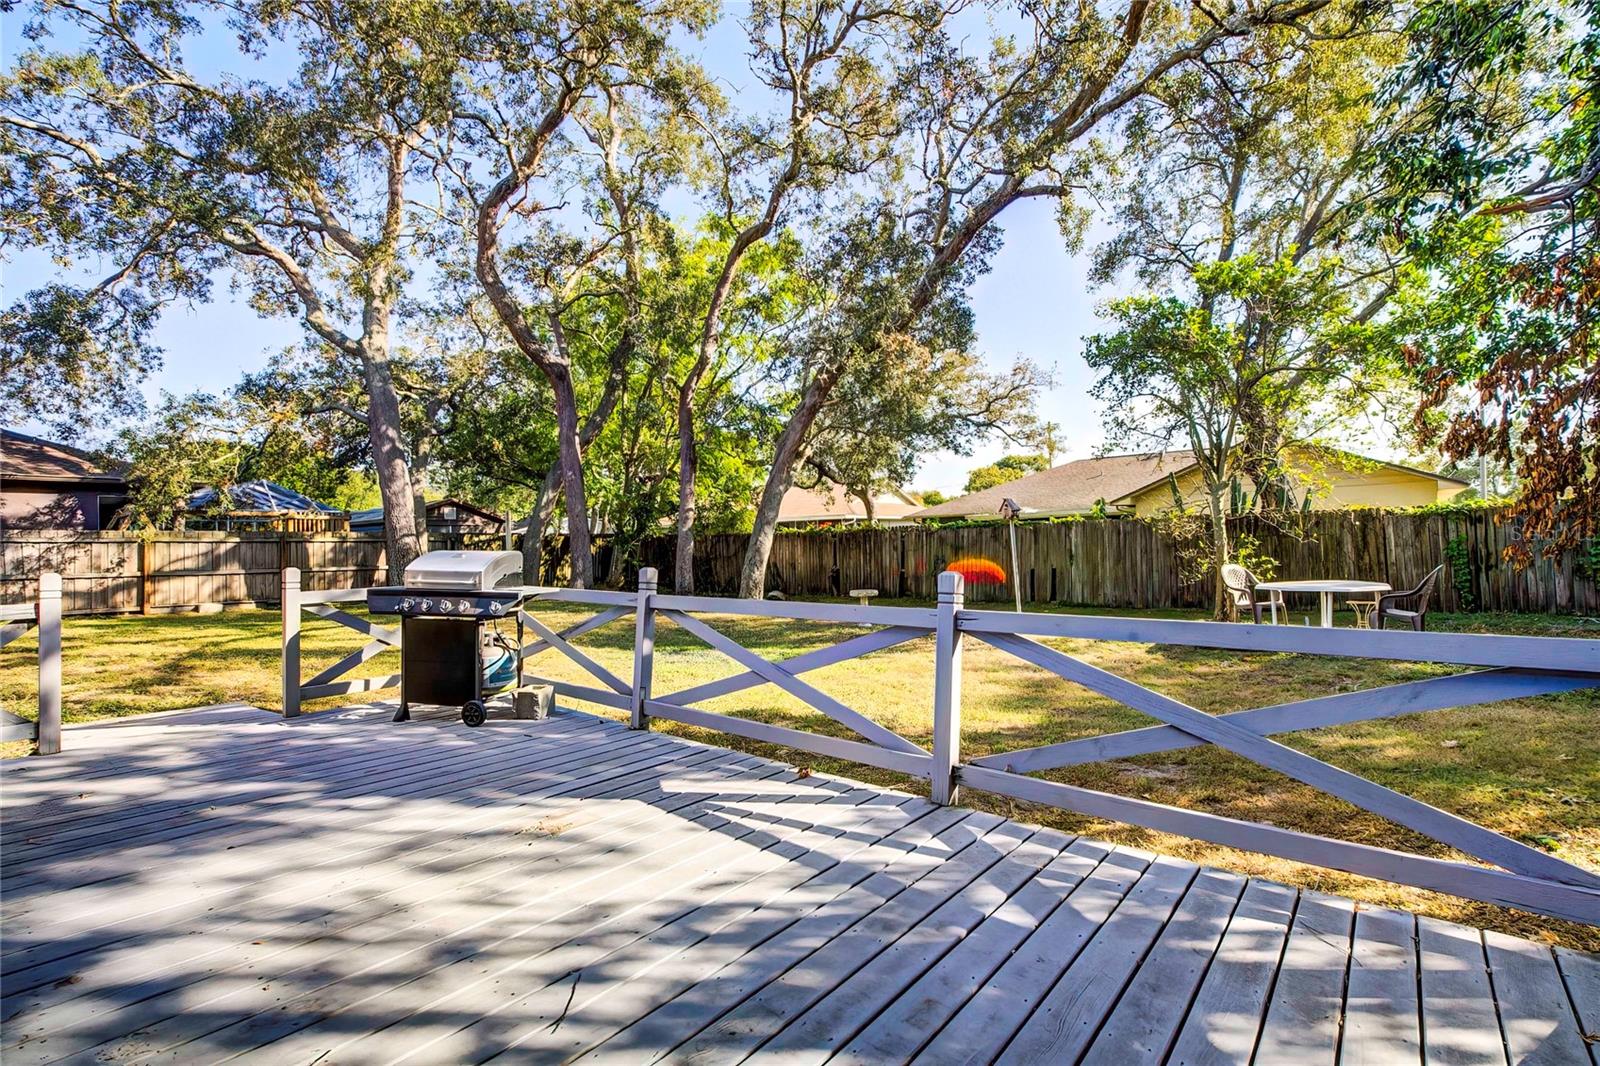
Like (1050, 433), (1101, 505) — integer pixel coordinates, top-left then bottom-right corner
(36, 572), (62, 755)
(281, 566), (301, 718)
(931, 569), (965, 804)
(630, 567), (658, 730)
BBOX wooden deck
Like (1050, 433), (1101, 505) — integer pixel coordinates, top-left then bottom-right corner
(2, 704), (1595, 1065)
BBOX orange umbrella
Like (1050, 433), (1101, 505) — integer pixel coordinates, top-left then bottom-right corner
(948, 558), (1007, 585)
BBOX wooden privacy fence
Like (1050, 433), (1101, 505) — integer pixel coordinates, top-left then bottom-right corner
(277, 565), (1600, 924)
(2, 531), (389, 615)
(11, 507), (1595, 616)
(1, 573), (63, 754)
(637, 508), (1598, 613)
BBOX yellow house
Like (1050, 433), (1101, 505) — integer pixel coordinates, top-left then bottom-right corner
(912, 447), (1469, 522)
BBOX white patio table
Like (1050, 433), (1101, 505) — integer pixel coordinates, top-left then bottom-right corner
(1254, 578), (1391, 628)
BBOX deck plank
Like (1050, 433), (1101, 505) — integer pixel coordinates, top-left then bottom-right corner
(1079, 867), (1248, 1064)
(912, 845), (1156, 1066)
(28, 764), (817, 1064)
(571, 806), (984, 1064)
(663, 820), (1038, 1064)
(1165, 878), (1299, 1066)
(0, 703), (1590, 1066)
(1418, 917), (1505, 1066)
(1554, 947), (1600, 1066)
(828, 838), (1108, 1066)
(1342, 906), (1423, 1066)
(993, 854), (1201, 1064)
(1, 730), (712, 977)
(1483, 931), (1591, 1066)
(1, 748), (771, 1047)
(750, 830), (1072, 1064)
(352, 794), (941, 1064)
(1254, 891), (1357, 1066)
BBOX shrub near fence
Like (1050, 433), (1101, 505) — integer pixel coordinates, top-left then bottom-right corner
(638, 507), (1597, 614)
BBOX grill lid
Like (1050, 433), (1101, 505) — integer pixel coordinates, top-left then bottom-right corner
(402, 550), (522, 591)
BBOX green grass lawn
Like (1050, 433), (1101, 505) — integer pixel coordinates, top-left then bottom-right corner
(2, 598), (1596, 949)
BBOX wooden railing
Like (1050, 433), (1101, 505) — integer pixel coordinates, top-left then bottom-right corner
(278, 567), (645, 718)
(627, 568), (1600, 924)
(1, 573), (63, 754)
(279, 567), (404, 716)
(277, 565), (1600, 924)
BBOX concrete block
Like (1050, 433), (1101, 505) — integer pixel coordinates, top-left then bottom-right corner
(513, 684), (554, 720)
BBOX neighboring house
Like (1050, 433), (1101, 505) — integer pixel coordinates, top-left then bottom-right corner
(186, 480), (347, 532)
(913, 447), (1470, 522)
(352, 498), (506, 544)
(0, 429), (129, 530)
(778, 482), (923, 526)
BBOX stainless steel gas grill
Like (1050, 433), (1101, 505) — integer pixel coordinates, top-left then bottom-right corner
(366, 550), (528, 726)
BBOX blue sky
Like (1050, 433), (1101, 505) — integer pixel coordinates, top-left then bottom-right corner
(2, 7), (1132, 495)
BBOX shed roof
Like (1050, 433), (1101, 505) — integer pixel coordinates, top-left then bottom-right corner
(187, 480), (340, 514)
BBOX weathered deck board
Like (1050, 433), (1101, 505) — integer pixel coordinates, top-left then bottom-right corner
(1, 702), (1593, 1065)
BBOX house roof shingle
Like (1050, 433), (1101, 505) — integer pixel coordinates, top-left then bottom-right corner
(1, 429), (128, 485)
(778, 483), (922, 522)
(912, 451), (1197, 519)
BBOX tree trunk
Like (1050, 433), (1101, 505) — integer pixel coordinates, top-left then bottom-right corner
(853, 486), (877, 524)
(673, 382), (698, 593)
(739, 365), (839, 597)
(549, 364), (594, 588)
(410, 471), (428, 543)
(521, 475), (554, 584)
(1207, 478), (1233, 620)
(360, 348), (422, 583)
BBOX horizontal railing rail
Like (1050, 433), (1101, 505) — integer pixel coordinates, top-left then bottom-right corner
(273, 565), (1600, 924)
(1, 573), (62, 753)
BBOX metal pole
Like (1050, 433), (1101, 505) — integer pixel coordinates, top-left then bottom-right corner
(1008, 518), (1022, 613)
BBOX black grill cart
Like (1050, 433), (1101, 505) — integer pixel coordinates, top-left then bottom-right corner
(366, 551), (528, 726)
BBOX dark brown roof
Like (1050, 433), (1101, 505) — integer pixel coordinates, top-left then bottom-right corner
(1, 429), (128, 485)
(914, 451), (1195, 519)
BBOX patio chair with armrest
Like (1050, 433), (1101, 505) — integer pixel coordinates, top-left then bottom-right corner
(1220, 563), (1273, 623)
(1369, 564), (1444, 631)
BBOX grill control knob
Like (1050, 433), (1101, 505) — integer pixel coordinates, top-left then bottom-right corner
(489, 601), (505, 616)
(399, 598), (414, 612)
(419, 598), (432, 612)
(441, 599), (456, 613)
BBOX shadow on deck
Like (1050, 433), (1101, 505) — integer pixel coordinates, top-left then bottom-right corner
(1, 702), (1595, 1064)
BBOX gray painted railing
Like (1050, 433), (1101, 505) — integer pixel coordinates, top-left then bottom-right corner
(1, 572), (63, 754)
(622, 567), (1600, 925)
(278, 565), (1600, 925)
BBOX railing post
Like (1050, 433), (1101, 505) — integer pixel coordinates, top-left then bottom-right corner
(36, 572), (62, 755)
(931, 570), (965, 804)
(630, 566), (658, 730)
(281, 566), (301, 718)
